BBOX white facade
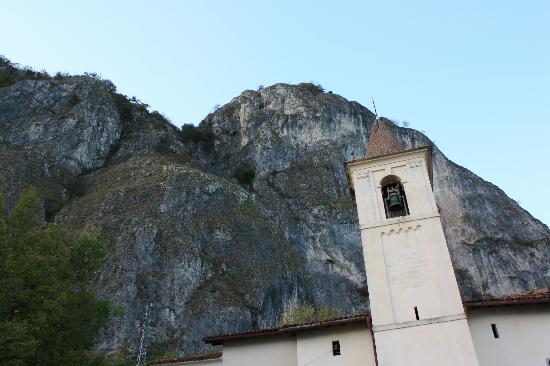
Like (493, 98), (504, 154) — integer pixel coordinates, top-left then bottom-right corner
(199, 322), (375, 366)
(467, 304), (550, 366)
(165, 359), (222, 366)
(222, 336), (297, 366)
(346, 147), (479, 366)
(296, 323), (376, 366)
(190, 305), (550, 366)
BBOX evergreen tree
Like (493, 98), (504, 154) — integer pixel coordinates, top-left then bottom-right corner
(0, 187), (111, 366)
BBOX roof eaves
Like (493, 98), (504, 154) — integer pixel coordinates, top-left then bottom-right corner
(464, 287), (550, 309)
(148, 351), (222, 365)
(203, 314), (370, 345)
(202, 290), (550, 345)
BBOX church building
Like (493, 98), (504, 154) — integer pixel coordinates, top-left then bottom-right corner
(150, 120), (550, 366)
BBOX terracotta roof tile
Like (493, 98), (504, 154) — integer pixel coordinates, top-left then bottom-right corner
(203, 314), (370, 345)
(365, 119), (404, 158)
(148, 351), (222, 365)
(464, 287), (550, 308)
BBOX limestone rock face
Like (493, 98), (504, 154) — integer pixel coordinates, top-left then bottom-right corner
(0, 78), (121, 175)
(0, 74), (548, 357)
(56, 155), (306, 353)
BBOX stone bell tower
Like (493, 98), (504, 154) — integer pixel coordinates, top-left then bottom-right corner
(345, 120), (479, 366)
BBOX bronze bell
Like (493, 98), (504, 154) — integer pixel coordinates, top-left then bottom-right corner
(385, 186), (403, 211)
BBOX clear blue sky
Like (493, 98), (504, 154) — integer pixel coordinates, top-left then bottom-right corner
(2, 1), (549, 225)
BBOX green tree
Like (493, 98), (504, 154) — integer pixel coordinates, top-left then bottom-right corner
(0, 187), (111, 366)
(232, 162), (256, 185)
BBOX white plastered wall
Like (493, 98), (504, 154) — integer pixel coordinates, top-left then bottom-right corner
(467, 305), (550, 366)
(361, 217), (465, 325)
(349, 149), (468, 324)
(296, 323), (376, 366)
(170, 358), (222, 366)
(222, 335), (297, 366)
(347, 148), (479, 366)
(375, 318), (478, 366)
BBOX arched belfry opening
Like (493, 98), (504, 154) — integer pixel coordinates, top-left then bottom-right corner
(381, 175), (409, 218)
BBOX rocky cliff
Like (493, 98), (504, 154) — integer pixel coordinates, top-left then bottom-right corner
(1, 59), (548, 357)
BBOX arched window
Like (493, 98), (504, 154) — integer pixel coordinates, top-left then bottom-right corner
(381, 175), (410, 218)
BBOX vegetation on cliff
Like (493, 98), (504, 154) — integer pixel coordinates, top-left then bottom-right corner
(279, 305), (342, 326)
(0, 188), (126, 365)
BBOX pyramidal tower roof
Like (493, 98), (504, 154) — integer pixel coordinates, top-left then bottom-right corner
(365, 119), (405, 158)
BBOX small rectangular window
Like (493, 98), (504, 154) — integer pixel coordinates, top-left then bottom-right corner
(414, 306), (420, 320)
(332, 340), (341, 356)
(491, 324), (499, 338)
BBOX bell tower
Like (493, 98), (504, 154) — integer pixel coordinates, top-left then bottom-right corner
(346, 120), (479, 366)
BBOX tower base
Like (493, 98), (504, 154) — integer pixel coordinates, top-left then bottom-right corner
(374, 316), (479, 366)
